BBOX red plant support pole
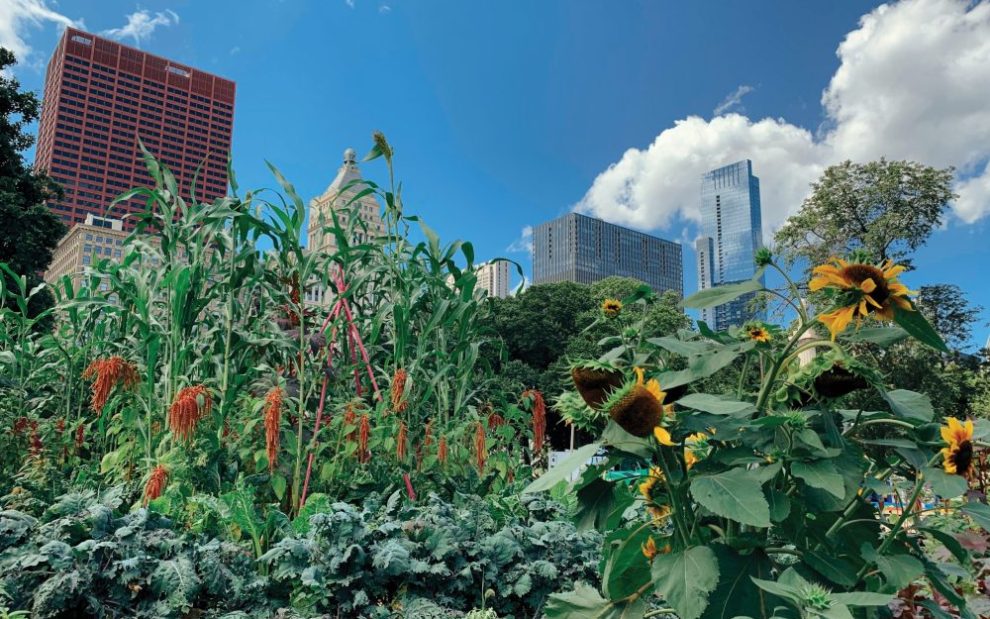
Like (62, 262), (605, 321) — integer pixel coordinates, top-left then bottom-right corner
(299, 266), (383, 508)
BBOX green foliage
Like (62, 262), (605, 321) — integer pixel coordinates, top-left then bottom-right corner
(539, 250), (989, 618)
(0, 489), (266, 618)
(0, 47), (66, 326)
(774, 159), (956, 267)
(1, 489), (599, 617)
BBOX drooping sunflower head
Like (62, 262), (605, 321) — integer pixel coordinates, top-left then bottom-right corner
(810, 257), (913, 339)
(604, 380), (663, 438)
(570, 361), (624, 409)
(602, 298), (623, 318)
(940, 417), (975, 478)
(634, 367), (667, 406)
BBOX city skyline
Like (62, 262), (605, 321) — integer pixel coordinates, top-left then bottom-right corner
(5, 0), (990, 348)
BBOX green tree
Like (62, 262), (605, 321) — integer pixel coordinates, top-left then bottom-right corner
(0, 47), (66, 320)
(916, 283), (983, 351)
(775, 159), (955, 268)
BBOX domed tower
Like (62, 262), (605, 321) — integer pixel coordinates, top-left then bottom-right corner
(307, 148), (385, 255)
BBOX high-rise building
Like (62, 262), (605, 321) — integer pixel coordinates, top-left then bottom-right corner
(696, 160), (764, 330)
(307, 148), (385, 255)
(34, 27), (235, 229)
(532, 212), (683, 295)
(45, 214), (128, 291)
(477, 260), (511, 298)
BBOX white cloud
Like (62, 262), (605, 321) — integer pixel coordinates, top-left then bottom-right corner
(0, 0), (81, 63)
(345, 0), (355, 7)
(577, 0), (990, 234)
(229, 46), (240, 56)
(379, 4), (392, 13)
(713, 84), (754, 116)
(101, 9), (179, 47)
(506, 225), (533, 253)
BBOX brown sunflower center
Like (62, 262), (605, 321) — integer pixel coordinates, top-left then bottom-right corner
(840, 264), (890, 308)
(950, 440), (974, 476)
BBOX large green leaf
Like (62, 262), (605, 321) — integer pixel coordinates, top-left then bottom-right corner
(690, 468), (771, 528)
(657, 342), (755, 389)
(545, 583), (649, 618)
(676, 393), (755, 417)
(840, 326), (910, 346)
(923, 467), (968, 499)
(831, 592), (894, 606)
(523, 442), (602, 493)
(961, 502), (990, 532)
(651, 546), (720, 619)
(682, 271), (765, 310)
(860, 544), (923, 590)
(883, 389), (934, 422)
(804, 550), (858, 587)
(602, 422), (652, 459)
(603, 524), (655, 600)
(893, 303), (949, 352)
(791, 460), (845, 499)
(701, 546), (776, 619)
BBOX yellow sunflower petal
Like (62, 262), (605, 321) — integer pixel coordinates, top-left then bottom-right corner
(646, 378), (665, 403)
(634, 367), (645, 386)
(860, 278), (877, 293)
(818, 305), (857, 340)
(654, 426), (676, 446)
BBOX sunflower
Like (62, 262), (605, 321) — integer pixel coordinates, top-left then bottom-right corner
(602, 298), (623, 318)
(638, 466), (664, 501)
(746, 325), (772, 343)
(684, 432), (710, 470)
(642, 536), (659, 561)
(571, 363), (624, 409)
(809, 257), (913, 340)
(940, 417), (975, 478)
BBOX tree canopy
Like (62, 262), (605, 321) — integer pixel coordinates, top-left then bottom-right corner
(0, 47), (65, 319)
(775, 159), (955, 268)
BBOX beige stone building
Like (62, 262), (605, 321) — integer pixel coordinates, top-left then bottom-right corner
(46, 214), (128, 291)
(477, 260), (511, 298)
(307, 148), (385, 255)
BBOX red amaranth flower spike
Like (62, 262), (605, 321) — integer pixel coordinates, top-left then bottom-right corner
(82, 356), (139, 413)
(396, 421), (408, 461)
(143, 465), (168, 505)
(437, 435), (448, 466)
(167, 385), (212, 441)
(358, 414), (371, 463)
(390, 369), (408, 413)
(474, 421), (487, 472)
(487, 411), (506, 430)
(264, 387), (284, 472)
(523, 389), (546, 453)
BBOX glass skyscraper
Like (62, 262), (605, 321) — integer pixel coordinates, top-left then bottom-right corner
(532, 213), (683, 295)
(696, 160), (764, 330)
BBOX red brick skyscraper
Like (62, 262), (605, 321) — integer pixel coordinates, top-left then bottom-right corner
(34, 28), (235, 229)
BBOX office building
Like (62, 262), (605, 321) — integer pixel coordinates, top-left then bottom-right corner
(45, 214), (128, 290)
(531, 212), (682, 295)
(34, 27), (235, 229)
(696, 160), (765, 330)
(307, 148), (386, 255)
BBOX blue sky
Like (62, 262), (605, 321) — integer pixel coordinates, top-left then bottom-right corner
(6, 0), (990, 349)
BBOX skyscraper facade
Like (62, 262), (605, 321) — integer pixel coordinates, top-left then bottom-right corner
(34, 28), (235, 229)
(532, 213), (683, 295)
(696, 160), (764, 330)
